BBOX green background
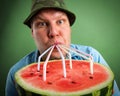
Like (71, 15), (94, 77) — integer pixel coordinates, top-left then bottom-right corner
(0, 0), (120, 96)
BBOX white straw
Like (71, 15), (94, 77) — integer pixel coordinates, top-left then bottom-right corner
(58, 45), (72, 69)
(70, 47), (93, 59)
(56, 46), (67, 78)
(37, 46), (54, 71)
(43, 46), (55, 81)
(60, 45), (94, 74)
(89, 58), (94, 74)
(60, 45), (89, 60)
(37, 44), (94, 82)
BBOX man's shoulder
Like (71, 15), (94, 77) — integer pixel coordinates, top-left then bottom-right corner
(70, 44), (96, 53)
(70, 44), (108, 66)
(9, 50), (38, 76)
(70, 44), (102, 60)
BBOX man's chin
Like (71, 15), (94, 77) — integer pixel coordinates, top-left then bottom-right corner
(49, 51), (67, 60)
(41, 51), (67, 61)
(49, 55), (62, 60)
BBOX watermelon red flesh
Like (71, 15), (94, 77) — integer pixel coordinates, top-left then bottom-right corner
(16, 60), (113, 94)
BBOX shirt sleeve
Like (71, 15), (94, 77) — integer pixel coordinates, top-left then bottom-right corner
(5, 69), (19, 96)
(5, 50), (37, 96)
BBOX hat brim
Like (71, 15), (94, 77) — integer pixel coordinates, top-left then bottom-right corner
(23, 7), (76, 28)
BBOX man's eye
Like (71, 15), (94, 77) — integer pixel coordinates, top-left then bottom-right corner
(40, 22), (47, 26)
(37, 22), (47, 27)
(57, 20), (64, 25)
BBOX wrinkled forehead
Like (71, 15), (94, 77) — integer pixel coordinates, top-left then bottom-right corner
(33, 8), (68, 20)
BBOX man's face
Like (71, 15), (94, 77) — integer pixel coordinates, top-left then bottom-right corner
(31, 9), (71, 60)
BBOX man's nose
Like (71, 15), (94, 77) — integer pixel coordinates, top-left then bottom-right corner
(48, 24), (59, 38)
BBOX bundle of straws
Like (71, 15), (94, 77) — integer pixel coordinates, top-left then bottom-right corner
(37, 44), (93, 81)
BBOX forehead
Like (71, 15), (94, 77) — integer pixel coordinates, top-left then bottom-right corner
(33, 9), (68, 20)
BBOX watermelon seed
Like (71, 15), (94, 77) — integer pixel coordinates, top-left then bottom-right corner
(37, 70), (40, 72)
(71, 81), (76, 84)
(30, 72), (34, 76)
(89, 76), (93, 79)
(39, 74), (43, 77)
(47, 82), (52, 85)
(46, 71), (49, 73)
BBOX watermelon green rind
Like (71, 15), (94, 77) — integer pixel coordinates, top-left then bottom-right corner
(15, 83), (113, 96)
(15, 60), (114, 96)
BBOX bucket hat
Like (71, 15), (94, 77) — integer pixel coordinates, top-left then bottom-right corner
(24, 0), (76, 28)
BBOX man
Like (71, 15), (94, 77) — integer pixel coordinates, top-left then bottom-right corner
(6, 0), (120, 96)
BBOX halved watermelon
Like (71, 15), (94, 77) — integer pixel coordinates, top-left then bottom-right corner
(15, 60), (114, 96)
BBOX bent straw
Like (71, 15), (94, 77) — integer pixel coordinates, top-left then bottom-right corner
(37, 44), (94, 81)
(37, 45), (54, 71)
(60, 45), (94, 75)
(60, 45), (89, 60)
(58, 45), (72, 69)
(43, 46), (55, 81)
(56, 46), (67, 78)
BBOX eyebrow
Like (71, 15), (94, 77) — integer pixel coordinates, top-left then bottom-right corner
(32, 16), (44, 21)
